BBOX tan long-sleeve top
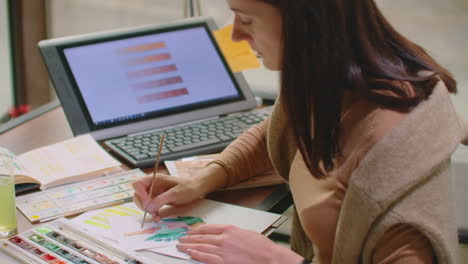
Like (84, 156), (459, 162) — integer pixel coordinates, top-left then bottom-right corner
(215, 81), (468, 263)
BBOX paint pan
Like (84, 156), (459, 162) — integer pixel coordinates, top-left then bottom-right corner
(9, 236), (67, 264)
(16, 169), (146, 223)
(40, 228), (120, 264)
(25, 232), (91, 264)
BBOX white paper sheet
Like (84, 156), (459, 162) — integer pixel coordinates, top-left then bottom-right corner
(69, 199), (282, 259)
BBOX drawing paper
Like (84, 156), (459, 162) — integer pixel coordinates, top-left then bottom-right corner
(69, 199), (282, 258)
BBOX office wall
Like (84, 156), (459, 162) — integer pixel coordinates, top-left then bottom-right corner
(46, 0), (185, 38)
(377, 0), (468, 118)
(46, 0), (233, 38)
(199, 0), (232, 27)
(0, 0), (14, 116)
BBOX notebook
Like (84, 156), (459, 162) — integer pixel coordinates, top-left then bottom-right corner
(38, 17), (270, 168)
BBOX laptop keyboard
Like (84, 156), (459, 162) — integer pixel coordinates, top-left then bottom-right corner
(104, 106), (273, 168)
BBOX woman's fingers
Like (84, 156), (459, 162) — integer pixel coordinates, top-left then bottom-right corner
(188, 224), (233, 235)
(178, 234), (222, 246)
(185, 248), (222, 264)
(155, 205), (173, 219)
(132, 174), (179, 210)
(177, 242), (222, 264)
(132, 179), (151, 208)
(133, 193), (144, 211)
(132, 173), (204, 220)
(144, 194), (168, 215)
(144, 184), (185, 214)
(177, 243), (219, 254)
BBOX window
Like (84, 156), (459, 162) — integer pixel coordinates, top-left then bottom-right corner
(0, 0), (14, 119)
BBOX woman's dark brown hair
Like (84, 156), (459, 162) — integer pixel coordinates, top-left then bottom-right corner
(262, 0), (457, 178)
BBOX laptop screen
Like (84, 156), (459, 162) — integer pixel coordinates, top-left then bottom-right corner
(59, 23), (243, 129)
(39, 17), (257, 140)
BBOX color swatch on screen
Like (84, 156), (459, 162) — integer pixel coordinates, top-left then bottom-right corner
(126, 64), (178, 79)
(137, 88), (189, 103)
(117, 41), (166, 54)
(116, 38), (189, 105)
(132, 76), (183, 90)
(124, 53), (172, 66)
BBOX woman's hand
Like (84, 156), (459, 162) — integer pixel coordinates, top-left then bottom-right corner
(176, 224), (304, 264)
(132, 173), (206, 221)
(132, 163), (229, 221)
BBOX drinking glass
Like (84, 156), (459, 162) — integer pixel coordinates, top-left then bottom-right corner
(0, 155), (17, 238)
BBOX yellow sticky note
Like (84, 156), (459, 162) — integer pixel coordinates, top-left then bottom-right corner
(213, 24), (261, 72)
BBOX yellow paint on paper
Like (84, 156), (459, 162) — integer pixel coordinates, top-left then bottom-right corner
(39, 164), (65, 176)
(91, 216), (110, 224)
(65, 143), (77, 154)
(99, 212), (115, 218)
(213, 24), (260, 72)
(104, 208), (131, 216)
(92, 154), (104, 163)
(81, 204), (143, 230)
(115, 205), (143, 215)
(84, 220), (111, 230)
(40, 167), (51, 177)
(31, 215), (40, 219)
(28, 151), (46, 163)
(65, 141), (86, 154)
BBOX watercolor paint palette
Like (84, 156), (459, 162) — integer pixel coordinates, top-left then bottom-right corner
(16, 169), (147, 223)
(0, 222), (146, 264)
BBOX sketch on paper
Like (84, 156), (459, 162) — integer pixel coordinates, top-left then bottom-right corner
(70, 199), (281, 257)
(124, 216), (204, 242)
(113, 216), (204, 250)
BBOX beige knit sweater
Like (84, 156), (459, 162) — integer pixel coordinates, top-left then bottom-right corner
(217, 81), (468, 263)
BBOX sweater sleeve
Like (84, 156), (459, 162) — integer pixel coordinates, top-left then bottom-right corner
(215, 117), (273, 187)
(371, 224), (435, 264)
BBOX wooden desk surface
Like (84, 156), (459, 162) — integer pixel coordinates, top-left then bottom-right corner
(0, 106), (292, 233)
(0, 107), (73, 154)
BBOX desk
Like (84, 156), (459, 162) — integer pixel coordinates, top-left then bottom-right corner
(0, 103), (292, 263)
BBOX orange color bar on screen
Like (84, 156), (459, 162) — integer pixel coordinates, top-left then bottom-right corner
(125, 53), (172, 66)
(132, 76), (183, 90)
(117, 41), (166, 54)
(137, 88), (189, 103)
(127, 64), (178, 79)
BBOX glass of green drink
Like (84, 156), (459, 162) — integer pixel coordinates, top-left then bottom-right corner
(0, 155), (17, 238)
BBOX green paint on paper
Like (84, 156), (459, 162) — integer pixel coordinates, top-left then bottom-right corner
(145, 227), (187, 242)
(162, 216), (204, 226)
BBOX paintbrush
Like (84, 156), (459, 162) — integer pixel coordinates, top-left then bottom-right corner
(141, 132), (166, 228)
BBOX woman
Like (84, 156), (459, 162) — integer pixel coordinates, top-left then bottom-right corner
(133, 0), (468, 263)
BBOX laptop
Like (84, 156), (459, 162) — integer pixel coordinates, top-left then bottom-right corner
(38, 17), (271, 168)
